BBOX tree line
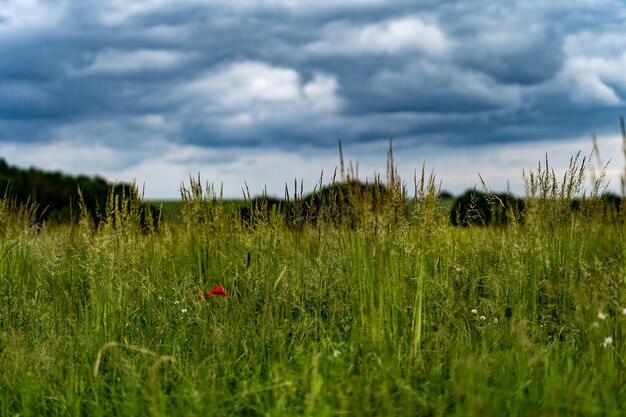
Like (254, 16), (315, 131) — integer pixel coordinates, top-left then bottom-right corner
(1, 157), (622, 227)
(0, 158), (135, 223)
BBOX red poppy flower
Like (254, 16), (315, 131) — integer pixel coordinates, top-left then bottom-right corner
(196, 285), (228, 299)
(209, 285), (228, 297)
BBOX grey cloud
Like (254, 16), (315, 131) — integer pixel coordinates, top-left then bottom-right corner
(435, 3), (565, 85)
(0, 0), (625, 167)
(458, 32), (564, 85)
(362, 59), (522, 113)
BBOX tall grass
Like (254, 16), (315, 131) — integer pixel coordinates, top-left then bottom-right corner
(0, 149), (625, 416)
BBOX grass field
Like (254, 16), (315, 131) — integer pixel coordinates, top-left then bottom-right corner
(0, 155), (625, 416)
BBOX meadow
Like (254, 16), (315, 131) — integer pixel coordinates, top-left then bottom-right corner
(0, 153), (625, 416)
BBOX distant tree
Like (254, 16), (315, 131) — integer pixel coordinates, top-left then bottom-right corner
(238, 180), (395, 229)
(450, 190), (525, 226)
(0, 158), (146, 224)
(569, 192), (623, 222)
(437, 190), (454, 200)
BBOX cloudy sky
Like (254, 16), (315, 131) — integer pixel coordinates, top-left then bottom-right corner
(1, 0), (625, 199)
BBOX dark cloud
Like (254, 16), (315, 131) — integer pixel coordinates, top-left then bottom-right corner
(0, 0), (625, 163)
(460, 35), (564, 85)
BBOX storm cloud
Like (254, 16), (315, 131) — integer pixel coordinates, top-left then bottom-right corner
(0, 0), (625, 197)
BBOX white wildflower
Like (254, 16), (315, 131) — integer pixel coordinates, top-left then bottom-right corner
(603, 336), (613, 347)
(174, 300), (180, 305)
(479, 315), (486, 321)
(471, 308), (478, 315)
(493, 317), (499, 324)
(181, 308), (187, 314)
(598, 311), (607, 321)
(332, 350), (342, 358)
(622, 307), (626, 316)
(592, 321), (600, 328)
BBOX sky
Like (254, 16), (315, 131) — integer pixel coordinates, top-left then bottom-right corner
(0, 0), (625, 199)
